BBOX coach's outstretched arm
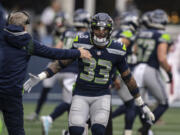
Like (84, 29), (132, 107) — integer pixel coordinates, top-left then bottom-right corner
(4, 27), (91, 60)
(32, 41), (92, 60)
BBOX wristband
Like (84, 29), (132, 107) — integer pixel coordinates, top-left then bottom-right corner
(135, 96), (144, 106)
(38, 72), (47, 80)
(45, 68), (55, 77)
(130, 87), (139, 97)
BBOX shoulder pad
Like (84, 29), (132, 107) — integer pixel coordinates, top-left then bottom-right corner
(106, 40), (126, 56)
(65, 30), (76, 38)
(73, 33), (92, 49)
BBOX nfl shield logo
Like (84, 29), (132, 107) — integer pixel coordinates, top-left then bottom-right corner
(97, 51), (101, 55)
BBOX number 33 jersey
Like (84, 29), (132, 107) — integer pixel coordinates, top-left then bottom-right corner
(72, 33), (128, 96)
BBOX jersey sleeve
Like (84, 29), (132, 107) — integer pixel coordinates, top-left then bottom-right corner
(115, 43), (129, 73)
(116, 56), (129, 74)
(72, 35), (79, 49)
(158, 32), (172, 45)
(119, 30), (135, 42)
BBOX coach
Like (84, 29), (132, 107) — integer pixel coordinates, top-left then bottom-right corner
(0, 11), (91, 135)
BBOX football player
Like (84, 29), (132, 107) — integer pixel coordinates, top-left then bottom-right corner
(111, 12), (139, 135)
(133, 9), (172, 135)
(24, 13), (154, 135)
(39, 9), (91, 135)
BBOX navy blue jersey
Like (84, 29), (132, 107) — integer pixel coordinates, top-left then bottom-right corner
(0, 25), (80, 97)
(112, 29), (136, 68)
(72, 33), (128, 96)
(135, 29), (171, 69)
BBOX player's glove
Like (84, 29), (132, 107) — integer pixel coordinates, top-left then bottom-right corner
(135, 96), (155, 125)
(139, 104), (155, 125)
(23, 73), (41, 93)
(167, 71), (173, 83)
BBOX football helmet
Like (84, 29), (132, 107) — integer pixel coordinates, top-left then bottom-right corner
(73, 9), (90, 28)
(120, 12), (139, 32)
(90, 13), (113, 47)
(54, 11), (67, 27)
(141, 9), (168, 30)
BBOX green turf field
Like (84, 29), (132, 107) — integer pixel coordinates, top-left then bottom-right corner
(0, 103), (180, 135)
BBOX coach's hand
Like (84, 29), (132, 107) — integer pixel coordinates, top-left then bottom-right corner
(23, 73), (41, 93)
(78, 47), (92, 60)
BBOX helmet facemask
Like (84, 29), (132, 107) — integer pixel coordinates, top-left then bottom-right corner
(90, 13), (113, 47)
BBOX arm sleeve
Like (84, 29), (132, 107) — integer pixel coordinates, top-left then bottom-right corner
(31, 40), (80, 60)
(116, 56), (129, 74)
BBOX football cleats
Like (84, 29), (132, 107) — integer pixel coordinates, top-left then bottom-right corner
(90, 13), (113, 47)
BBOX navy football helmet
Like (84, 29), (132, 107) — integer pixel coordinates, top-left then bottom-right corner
(73, 9), (90, 28)
(151, 9), (168, 27)
(90, 13), (113, 47)
(54, 11), (67, 27)
(141, 9), (168, 30)
(120, 12), (139, 32)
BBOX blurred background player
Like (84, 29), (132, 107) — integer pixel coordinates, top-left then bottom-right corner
(26, 11), (69, 121)
(133, 9), (172, 135)
(40, 9), (90, 135)
(111, 12), (139, 135)
(28, 8), (91, 135)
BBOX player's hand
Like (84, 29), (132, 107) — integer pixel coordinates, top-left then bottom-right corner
(23, 73), (41, 93)
(140, 104), (155, 125)
(78, 47), (92, 60)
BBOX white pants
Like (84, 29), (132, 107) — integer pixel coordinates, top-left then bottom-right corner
(42, 72), (77, 104)
(69, 95), (111, 127)
(133, 64), (168, 105)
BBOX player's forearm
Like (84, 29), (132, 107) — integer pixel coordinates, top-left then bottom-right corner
(36, 60), (62, 80)
(38, 59), (74, 80)
(121, 69), (140, 98)
(158, 43), (171, 72)
(159, 59), (171, 73)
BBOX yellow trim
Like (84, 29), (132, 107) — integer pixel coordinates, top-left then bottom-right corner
(73, 35), (79, 42)
(122, 44), (127, 51)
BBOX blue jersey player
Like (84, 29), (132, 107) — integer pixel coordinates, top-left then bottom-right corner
(133, 9), (172, 135)
(111, 12), (139, 135)
(24, 13), (154, 135)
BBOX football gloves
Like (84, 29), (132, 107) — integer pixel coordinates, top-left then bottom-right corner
(135, 96), (155, 125)
(23, 73), (41, 93)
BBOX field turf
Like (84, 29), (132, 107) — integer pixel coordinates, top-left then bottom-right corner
(0, 103), (180, 135)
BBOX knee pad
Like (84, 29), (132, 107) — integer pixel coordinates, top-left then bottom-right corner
(91, 124), (105, 135)
(69, 126), (84, 135)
